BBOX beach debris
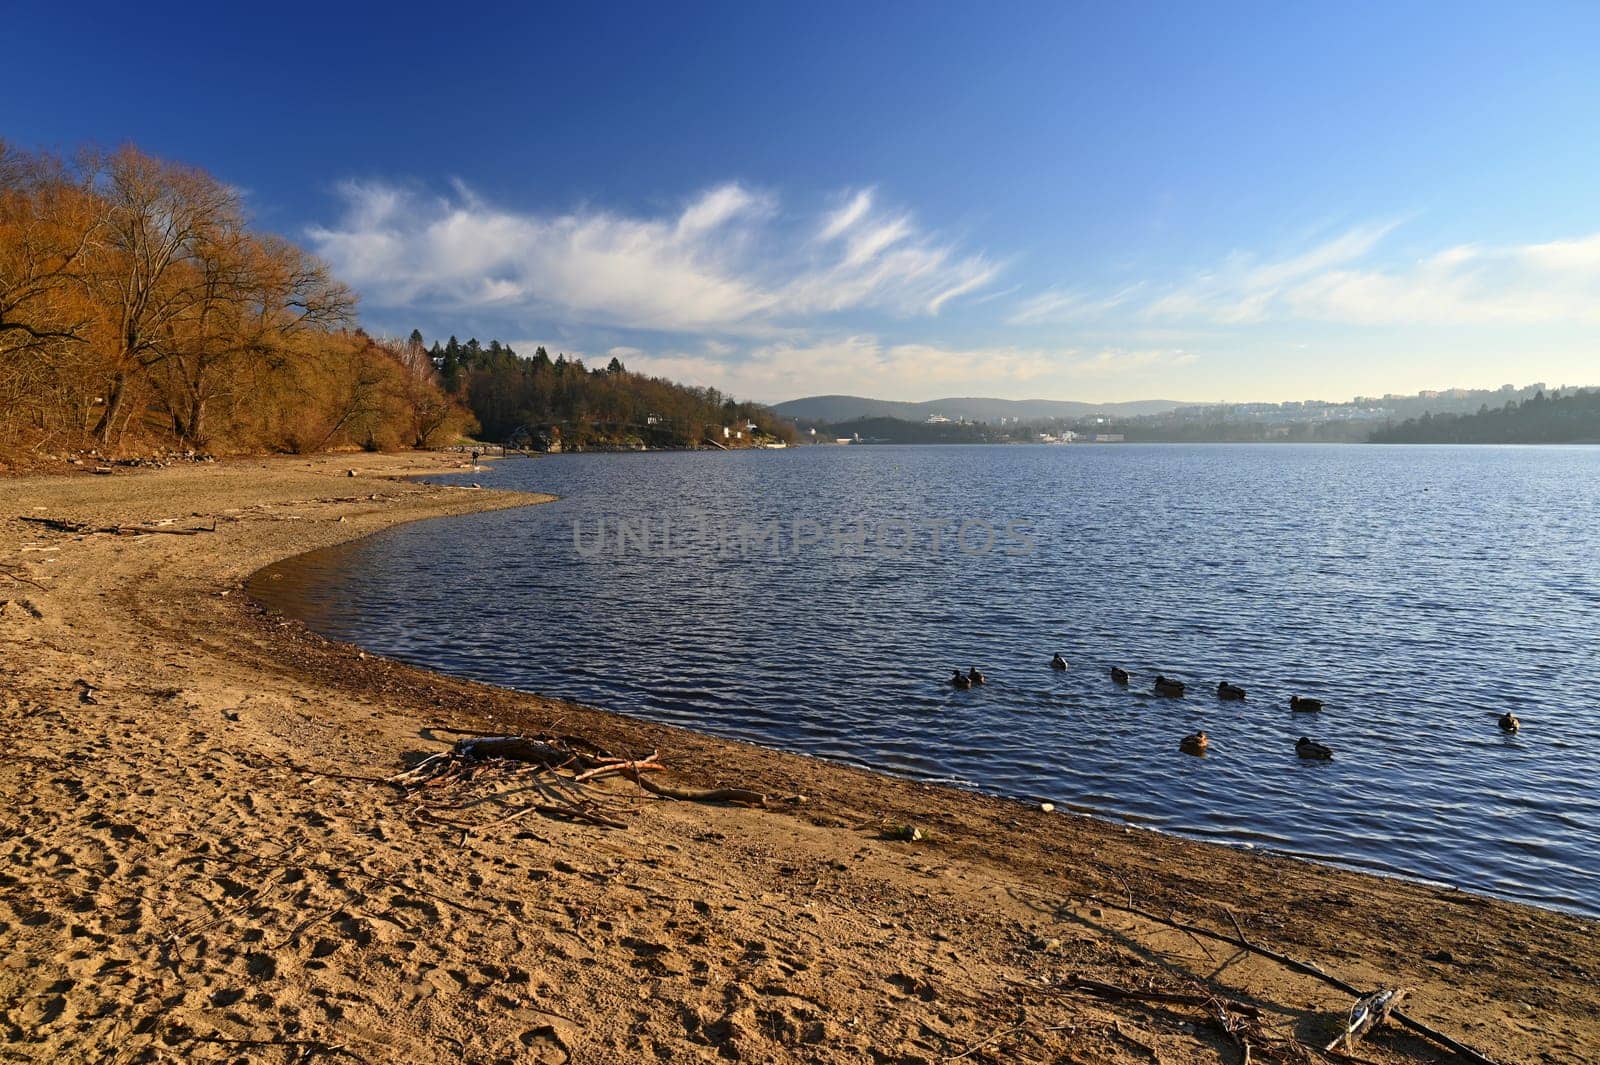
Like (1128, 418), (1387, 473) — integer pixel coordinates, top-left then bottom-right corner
(0, 563), (46, 590)
(387, 732), (766, 833)
(623, 768), (766, 807)
(1059, 974), (1263, 1018)
(1039, 802), (1054, 813)
(1326, 987), (1408, 1053)
(1034, 975), (1296, 1063)
(1086, 897), (1502, 1065)
(885, 823), (924, 842)
(19, 514), (216, 536)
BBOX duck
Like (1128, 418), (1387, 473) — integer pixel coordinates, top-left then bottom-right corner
(1295, 736), (1333, 760)
(1110, 666), (1130, 685)
(1217, 681), (1247, 701)
(1290, 695), (1323, 712)
(1498, 712), (1520, 734)
(950, 669), (971, 690)
(1180, 730), (1209, 755)
(1153, 675), (1185, 697)
(1051, 653), (1068, 671)
(968, 667), (987, 686)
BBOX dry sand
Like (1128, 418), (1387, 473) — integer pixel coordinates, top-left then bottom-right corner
(1, 451), (1595, 1065)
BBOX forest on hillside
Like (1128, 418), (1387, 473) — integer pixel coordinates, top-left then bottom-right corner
(423, 335), (796, 449)
(1369, 388), (1600, 443)
(0, 142), (473, 465)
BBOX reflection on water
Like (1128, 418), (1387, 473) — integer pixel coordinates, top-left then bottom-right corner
(252, 444), (1600, 916)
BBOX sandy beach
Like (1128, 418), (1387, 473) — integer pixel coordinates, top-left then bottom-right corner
(2, 451), (1595, 1064)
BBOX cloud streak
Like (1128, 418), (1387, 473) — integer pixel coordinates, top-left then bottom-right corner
(620, 336), (1197, 402)
(308, 182), (1000, 334)
(1016, 221), (1600, 327)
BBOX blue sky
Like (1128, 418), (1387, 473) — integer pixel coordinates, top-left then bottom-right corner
(11, 2), (1600, 403)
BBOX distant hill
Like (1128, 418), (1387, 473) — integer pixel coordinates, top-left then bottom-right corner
(772, 394), (1189, 423)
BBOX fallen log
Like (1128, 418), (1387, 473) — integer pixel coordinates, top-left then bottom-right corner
(1090, 899), (1498, 1065)
(454, 735), (572, 766)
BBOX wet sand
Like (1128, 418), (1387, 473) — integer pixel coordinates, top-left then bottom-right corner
(2, 451), (1595, 1064)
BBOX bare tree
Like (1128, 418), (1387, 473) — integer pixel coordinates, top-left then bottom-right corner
(84, 145), (240, 448)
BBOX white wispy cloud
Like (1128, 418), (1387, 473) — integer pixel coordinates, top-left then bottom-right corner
(621, 336), (1197, 401)
(1008, 283), (1146, 325)
(1016, 221), (1600, 328)
(308, 182), (1000, 334)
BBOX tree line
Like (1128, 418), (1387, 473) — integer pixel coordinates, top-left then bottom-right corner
(0, 141), (472, 465)
(1368, 388), (1600, 444)
(1, 140), (797, 466)
(424, 334), (796, 448)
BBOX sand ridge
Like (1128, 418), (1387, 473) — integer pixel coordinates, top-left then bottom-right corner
(2, 452), (1595, 1064)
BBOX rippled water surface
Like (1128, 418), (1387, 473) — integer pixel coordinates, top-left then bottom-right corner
(252, 445), (1600, 915)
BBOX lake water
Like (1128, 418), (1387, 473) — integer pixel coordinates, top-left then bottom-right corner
(251, 444), (1600, 916)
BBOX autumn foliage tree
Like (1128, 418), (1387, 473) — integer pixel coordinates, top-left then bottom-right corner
(0, 141), (473, 465)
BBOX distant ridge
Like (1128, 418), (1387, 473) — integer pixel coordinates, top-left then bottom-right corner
(772, 394), (1190, 422)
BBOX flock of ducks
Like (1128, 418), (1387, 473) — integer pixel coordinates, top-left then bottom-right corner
(946, 655), (1524, 759)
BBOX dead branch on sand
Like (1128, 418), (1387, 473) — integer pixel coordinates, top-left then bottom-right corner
(1089, 898), (1498, 1065)
(1060, 975), (1264, 1019)
(0, 563), (46, 589)
(387, 733), (767, 832)
(19, 514), (216, 536)
(1038, 975), (1311, 1065)
(625, 765), (766, 806)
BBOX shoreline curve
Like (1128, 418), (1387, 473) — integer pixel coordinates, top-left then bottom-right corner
(3, 449), (1596, 1064)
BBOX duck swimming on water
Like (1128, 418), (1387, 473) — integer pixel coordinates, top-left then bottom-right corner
(1153, 675), (1185, 697)
(950, 669), (971, 690)
(968, 667), (987, 686)
(1180, 731), (1209, 755)
(1051, 653), (1068, 671)
(1498, 712), (1521, 734)
(1110, 666), (1130, 685)
(1290, 695), (1323, 712)
(1217, 681), (1247, 701)
(1295, 736), (1333, 760)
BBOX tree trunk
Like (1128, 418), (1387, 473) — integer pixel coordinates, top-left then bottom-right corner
(95, 371), (128, 447)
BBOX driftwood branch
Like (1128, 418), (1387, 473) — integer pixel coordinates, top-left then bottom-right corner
(625, 766), (766, 806)
(0, 564), (46, 590)
(1091, 899), (1498, 1065)
(573, 752), (662, 783)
